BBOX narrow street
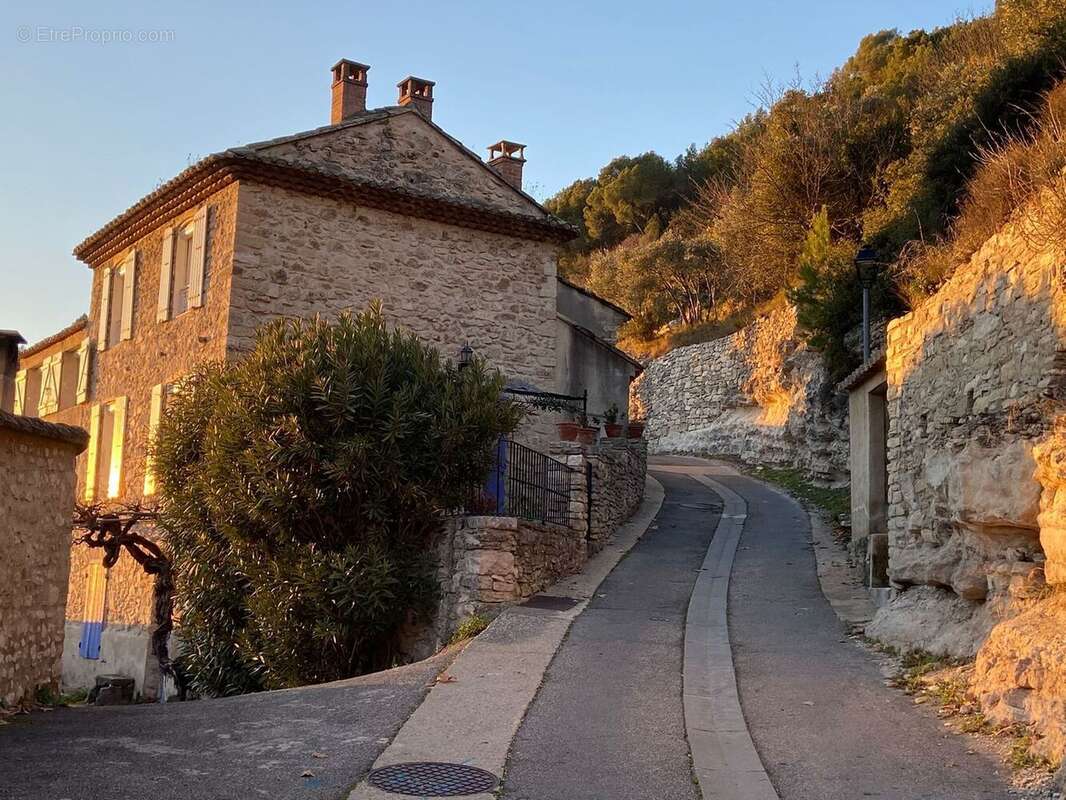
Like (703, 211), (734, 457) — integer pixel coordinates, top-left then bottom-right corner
(2, 459), (1021, 800)
(720, 468), (1012, 799)
(501, 470), (721, 800)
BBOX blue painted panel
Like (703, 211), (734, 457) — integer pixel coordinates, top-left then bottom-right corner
(484, 437), (509, 513)
(79, 621), (103, 660)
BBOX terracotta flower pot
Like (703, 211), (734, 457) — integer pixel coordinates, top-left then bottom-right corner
(604, 423), (624, 438)
(577, 426), (598, 445)
(627, 422), (645, 439)
(557, 421), (580, 442)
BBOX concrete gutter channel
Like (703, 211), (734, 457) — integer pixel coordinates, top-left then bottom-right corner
(682, 472), (779, 800)
(348, 475), (666, 800)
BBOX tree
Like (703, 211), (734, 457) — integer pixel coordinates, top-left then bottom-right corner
(72, 504), (183, 697)
(153, 304), (524, 695)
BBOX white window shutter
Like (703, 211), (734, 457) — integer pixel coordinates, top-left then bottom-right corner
(97, 268), (112, 351)
(13, 369), (26, 415)
(42, 354), (62, 415)
(158, 228), (174, 322)
(107, 396), (127, 499)
(84, 404), (101, 501)
(144, 383), (164, 495)
(76, 339), (91, 404)
(188, 206), (207, 308)
(120, 250), (136, 340)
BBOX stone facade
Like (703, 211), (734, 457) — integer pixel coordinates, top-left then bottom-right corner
(864, 194), (1066, 761)
(631, 304), (848, 483)
(0, 413), (87, 707)
(228, 181), (559, 446)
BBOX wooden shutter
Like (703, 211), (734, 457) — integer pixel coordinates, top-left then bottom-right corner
(188, 206), (207, 308)
(107, 396), (127, 498)
(76, 339), (91, 403)
(13, 369), (26, 415)
(120, 249), (136, 340)
(144, 383), (164, 495)
(97, 267), (112, 351)
(41, 354), (61, 416)
(84, 404), (101, 501)
(78, 563), (108, 660)
(157, 227), (174, 322)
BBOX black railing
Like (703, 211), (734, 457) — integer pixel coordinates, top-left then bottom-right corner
(502, 388), (587, 418)
(468, 438), (578, 527)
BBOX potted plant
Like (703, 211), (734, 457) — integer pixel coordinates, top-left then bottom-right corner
(627, 418), (645, 439)
(557, 412), (580, 442)
(576, 413), (599, 445)
(603, 404), (623, 438)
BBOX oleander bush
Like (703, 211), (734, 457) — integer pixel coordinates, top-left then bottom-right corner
(153, 304), (523, 695)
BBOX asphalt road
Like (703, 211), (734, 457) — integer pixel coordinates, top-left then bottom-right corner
(1, 649), (454, 800)
(501, 469), (722, 800)
(721, 473), (1013, 800)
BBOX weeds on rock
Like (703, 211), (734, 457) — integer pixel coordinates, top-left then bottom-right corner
(450, 614), (491, 645)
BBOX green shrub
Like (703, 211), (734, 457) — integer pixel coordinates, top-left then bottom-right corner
(154, 304), (523, 695)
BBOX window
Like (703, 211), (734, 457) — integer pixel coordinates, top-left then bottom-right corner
(17, 342), (90, 418)
(143, 381), (179, 495)
(85, 396), (127, 501)
(97, 250), (137, 351)
(158, 206), (207, 322)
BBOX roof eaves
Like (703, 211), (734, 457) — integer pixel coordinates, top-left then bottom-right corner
(837, 350), (887, 393)
(20, 315), (89, 359)
(557, 276), (632, 320)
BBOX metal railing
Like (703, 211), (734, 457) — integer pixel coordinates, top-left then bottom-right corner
(502, 388), (587, 418)
(468, 438), (579, 527)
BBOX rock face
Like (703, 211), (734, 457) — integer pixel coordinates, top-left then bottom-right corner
(869, 195), (1066, 763)
(630, 305), (848, 483)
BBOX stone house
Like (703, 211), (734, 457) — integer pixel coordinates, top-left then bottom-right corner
(10, 59), (633, 698)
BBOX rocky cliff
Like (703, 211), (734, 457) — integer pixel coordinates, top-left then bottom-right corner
(630, 305), (848, 483)
(865, 194), (1066, 762)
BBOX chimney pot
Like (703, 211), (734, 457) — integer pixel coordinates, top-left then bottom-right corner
(487, 140), (527, 192)
(397, 76), (435, 120)
(331, 59), (370, 124)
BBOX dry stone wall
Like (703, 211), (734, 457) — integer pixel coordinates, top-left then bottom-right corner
(865, 196), (1066, 762)
(413, 437), (648, 654)
(0, 414), (86, 706)
(631, 305), (847, 483)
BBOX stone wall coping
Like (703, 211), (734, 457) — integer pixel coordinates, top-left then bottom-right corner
(0, 410), (89, 451)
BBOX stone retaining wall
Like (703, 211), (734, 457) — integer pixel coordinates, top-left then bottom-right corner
(865, 194), (1066, 762)
(0, 412), (87, 707)
(414, 437), (648, 654)
(630, 305), (847, 484)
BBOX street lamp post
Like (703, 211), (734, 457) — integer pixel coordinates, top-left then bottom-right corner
(854, 246), (880, 363)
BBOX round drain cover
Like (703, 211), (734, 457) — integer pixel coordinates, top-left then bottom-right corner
(367, 762), (499, 796)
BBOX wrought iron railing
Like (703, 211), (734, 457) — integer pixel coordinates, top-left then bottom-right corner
(467, 438), (579, 527)
(502, 388), (587, 418)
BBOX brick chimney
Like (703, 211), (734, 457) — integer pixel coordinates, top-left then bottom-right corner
(397, 76), (434, 120)
(487, 141), (527, 191)
(331, 59), (369, 124)
(0, 329), (25, 413)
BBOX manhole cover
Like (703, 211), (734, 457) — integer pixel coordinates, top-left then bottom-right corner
(522, 594), (579, 611)
(367, 762), (499, 796)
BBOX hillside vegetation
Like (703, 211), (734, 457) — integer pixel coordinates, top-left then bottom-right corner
(550, 0), (1066, 377)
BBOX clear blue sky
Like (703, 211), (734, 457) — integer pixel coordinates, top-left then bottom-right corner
(1, 0), (988, 344)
